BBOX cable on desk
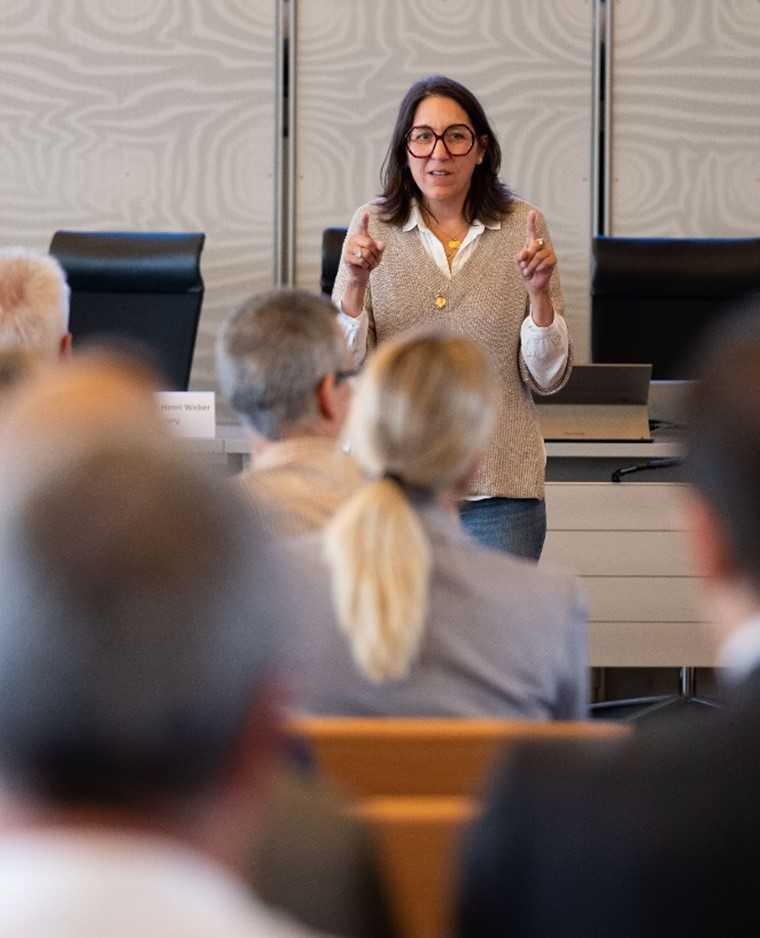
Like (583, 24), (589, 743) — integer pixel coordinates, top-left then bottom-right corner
(611, 457), (684, 483)
(648, 419), (687, 432)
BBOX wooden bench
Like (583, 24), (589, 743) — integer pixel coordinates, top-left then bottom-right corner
(287, 717), (631, 938)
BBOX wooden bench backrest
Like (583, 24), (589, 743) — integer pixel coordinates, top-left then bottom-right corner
(287, 716), (631, 799)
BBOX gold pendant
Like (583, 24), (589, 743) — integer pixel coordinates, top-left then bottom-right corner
(447, 239), (461, 249)
(434, 295), (447, 309)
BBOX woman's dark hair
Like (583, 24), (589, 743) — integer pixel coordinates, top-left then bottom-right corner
(378, 75), (513, 227)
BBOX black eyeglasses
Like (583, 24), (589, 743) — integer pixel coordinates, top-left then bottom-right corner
(335, 366), (361, 385)
(405, 124), (477, 159)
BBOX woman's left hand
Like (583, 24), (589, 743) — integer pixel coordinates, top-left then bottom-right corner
(515, 210), (557, 296)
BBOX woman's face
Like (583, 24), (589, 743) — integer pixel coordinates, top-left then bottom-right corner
(406, 95), (486, 214)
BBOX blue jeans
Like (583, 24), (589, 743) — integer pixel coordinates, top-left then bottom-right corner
(459, 497), (547, 561)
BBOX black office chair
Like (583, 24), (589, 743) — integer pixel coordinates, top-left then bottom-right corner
(49, 231), (206, 390)
(592, 236), (760, 379)
(592, 236), (760, 481)
(321, 227), (348, 296)
(591, 235), (760, 719)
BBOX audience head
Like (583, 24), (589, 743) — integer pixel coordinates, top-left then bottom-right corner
(217, 288), (353, 442)
(0, 248), (70, 359)
(0, 356), (279, 840)
(687, 308), (760, 614)
(325, 330), (497, 683)
(0, 349), (163, 463)
(0, 347), (42, 400)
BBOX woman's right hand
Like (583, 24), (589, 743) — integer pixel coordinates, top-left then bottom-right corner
(344, 211), (385, 291)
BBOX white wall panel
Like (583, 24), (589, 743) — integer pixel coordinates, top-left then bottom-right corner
(294, 0), (595, 359)
(0, 0), (277, 396)
(609, 0), (760, 235)
(545, 481), (708, 666)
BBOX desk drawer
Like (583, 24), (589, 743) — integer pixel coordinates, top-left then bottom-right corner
(543, 530), (692, 576)
(590, 621), (722, 667)
(545, 482), (688, 531)
(583, 576), (702, 623)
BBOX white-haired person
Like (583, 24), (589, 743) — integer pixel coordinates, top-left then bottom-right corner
(282, 331), (588, 719)
(0, 247), (70, 359)
(217, 289), (363, 539)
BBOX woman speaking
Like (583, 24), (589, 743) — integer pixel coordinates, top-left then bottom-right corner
(333, 75), (572, 560)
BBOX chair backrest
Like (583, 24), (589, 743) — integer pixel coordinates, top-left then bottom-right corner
(290, 717), (631, 938)
(355, 796), (475, 938)
(591, 236), (760, 379)
(49, 230), (205, 390)
(321, 227), (348, 296)
(287, 716), (631, 800)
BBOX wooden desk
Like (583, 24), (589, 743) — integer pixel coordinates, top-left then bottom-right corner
(213, 421), (685, 472)
(543, 481), (721, 668)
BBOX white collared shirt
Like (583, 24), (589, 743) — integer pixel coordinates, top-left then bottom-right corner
(337, 202), (569, 390)
(0, 828), (326, 938)
(402, 201), (498, 277)
(719, 615), (760, 686)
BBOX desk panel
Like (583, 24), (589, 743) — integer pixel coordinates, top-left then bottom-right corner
(544, 530), (691, 576)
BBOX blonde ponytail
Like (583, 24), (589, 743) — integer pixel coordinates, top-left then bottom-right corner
(324, 330), (498, 685)
(324, 478), (431, 682)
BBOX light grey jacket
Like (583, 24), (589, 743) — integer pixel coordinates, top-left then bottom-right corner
(279, 505), (588, 720)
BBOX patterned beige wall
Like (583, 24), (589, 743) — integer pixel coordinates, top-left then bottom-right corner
(5, 2), (754, 388)
(0, 0), (277, 395)
(293, 0), (595, 359)
(609, 0), (760, 236)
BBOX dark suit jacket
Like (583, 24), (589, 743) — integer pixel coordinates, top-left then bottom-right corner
(250, 766), (397, 938)
(456, 669), (760, 938)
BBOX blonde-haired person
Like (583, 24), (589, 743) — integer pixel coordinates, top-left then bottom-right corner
(282, 331), (588, 719)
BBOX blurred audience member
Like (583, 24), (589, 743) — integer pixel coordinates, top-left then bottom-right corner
(0, 358), (329, 938)
(217, 289), (363, 537)
(0, 347), (42, 400)
(457, 313), (760, 938)
(0, 247), (70, 359)
(283, 330), (587, 717)
(251, 770), (396, 938)
(1, 349), (162, 448)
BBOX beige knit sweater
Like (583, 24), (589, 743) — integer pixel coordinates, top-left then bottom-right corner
(333, 198), (572, 499)
(239, 436), (363, 538)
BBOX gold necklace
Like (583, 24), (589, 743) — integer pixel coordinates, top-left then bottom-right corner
(434, 233), (465, 308)
(435, 226), (467, 268)
(443, 237), (462, 266)
(422, 210), (467, 267)
(422, 211), (467, 307)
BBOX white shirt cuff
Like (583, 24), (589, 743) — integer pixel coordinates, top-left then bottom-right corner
(719, 616), (760, 687)
(520, 313), (569, 389)
(337, 300), (369, 367)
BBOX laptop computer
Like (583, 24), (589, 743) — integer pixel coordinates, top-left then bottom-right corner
(533, 363), (652, 442)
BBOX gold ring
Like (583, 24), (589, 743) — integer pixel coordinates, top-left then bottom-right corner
(536, 238), (545, 249)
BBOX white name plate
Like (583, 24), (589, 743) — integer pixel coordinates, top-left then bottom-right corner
(156, 392), (216, 439)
